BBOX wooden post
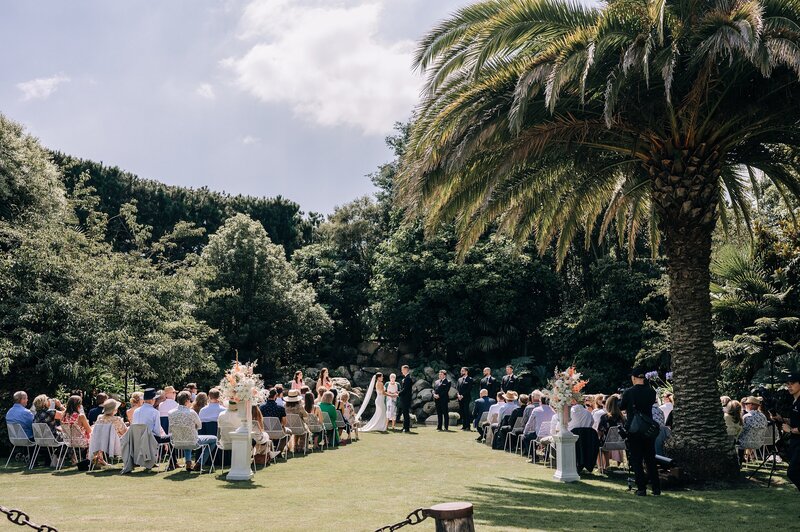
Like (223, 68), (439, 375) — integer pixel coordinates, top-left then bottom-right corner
(425, 502), (474, 532)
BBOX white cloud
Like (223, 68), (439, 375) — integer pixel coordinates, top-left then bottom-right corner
(224, 0), (422, 135)
(17, 74), (70, 101)
(196, 83), (216, 100)
(242, 135), (261, 145)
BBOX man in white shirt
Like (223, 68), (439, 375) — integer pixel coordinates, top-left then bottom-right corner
(169, 391), (217, 472)
(133, 388), (176, 469)
(158, 386), (178, 418)
(487, 392), (505, 425)
(522, 396), (555, 457)
(659, 392), (674, 419)
(199, 388), (226, 423)
(498, 391), (519, 422)
(568, 401), (594, 431)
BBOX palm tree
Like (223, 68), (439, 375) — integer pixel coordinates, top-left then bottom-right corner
(399, 0), (800, 481)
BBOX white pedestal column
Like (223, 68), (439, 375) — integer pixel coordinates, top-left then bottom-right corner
(552, 430), (580, 482)
(226, 401), (253, 481)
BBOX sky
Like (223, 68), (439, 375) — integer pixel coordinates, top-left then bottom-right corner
(0, 0), (469, 215)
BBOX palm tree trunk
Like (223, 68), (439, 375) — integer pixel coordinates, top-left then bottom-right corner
(649, 141), (738, 482)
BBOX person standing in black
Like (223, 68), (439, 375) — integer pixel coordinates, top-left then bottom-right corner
(433, 370), (452, 431)
(480, 368), (499, 399)
(501, 365), (518, 393)
(397, 365), (413, 433)
(620, 366), (661, 496)
(456, 367), (474, 431)
(782, 373), (800, 491)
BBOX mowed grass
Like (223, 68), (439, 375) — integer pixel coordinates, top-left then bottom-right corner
(1, 426), (798, 532)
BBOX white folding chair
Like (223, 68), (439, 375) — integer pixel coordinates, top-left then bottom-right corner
(306, 414), (326, 451)
(171, 428), (215, 473)
(599, 426), (627, 473)
(88, 423), (122, 471)
(504, 417), (526, 453)
(264, 417), (289, 462)
(529, 421), (553, 465)
(321, 412), (336, 447)
(5, 423), (36, 468)
(476, 412), (489, 441)
(285, 414), (309, 457)
(59, 423), (90, 469)
(31, 423), (67, 470)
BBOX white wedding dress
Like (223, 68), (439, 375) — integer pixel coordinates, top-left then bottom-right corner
(357, 375), (388, 432)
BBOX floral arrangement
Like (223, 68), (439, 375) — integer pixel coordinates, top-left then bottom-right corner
(545, 366), (588, 411)
(218, 355), (267, 405)
(646, 370), (673, 398)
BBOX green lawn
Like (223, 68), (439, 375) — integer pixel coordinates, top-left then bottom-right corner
(1, 427), (797, 532)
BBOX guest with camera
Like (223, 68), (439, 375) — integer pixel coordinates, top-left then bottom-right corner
(620, 366), (661, 496)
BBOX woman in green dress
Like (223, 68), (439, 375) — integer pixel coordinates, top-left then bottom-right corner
(317, 391), (339, 446)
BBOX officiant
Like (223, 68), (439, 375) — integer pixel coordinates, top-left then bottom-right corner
(433, 370), (451, 431)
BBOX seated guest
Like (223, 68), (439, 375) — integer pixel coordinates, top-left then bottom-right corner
(94, 399), (127, 466)
(597, 394), (625, 469)
(275, 385), (285, 407)
(32, 394), (63, 439)
(495, 394), (528, 450)
(133, 388), (176, 469)
(584, 394), (595, 413)
(251, 405), (274, 464)
(724, 400), (744, 439)
(7, 391), (34, 439)
(498, 391), (519, 424)
(87, 393), (107, 426)
(63, 395), (92, 442)
(592, 394), (606, 430)
(568, 399), (593, 431)
(168, 391), (217, 472)
(472, 389), (496, 439)
(317, 391), (339, 446)
(303, 390), (315, 415)
(199, 389), (226, 423)
(651, 403), (666, 426)
(126, 392), (143, 424)
(157, 386), (178, 425)
(660, 392), (674, 419)
(186, 383), (198, 401)
(285, 389), (309, 450)
(337, 391), (357, 441)
(260, 388), (288, 453)
(739, 396), (768, 460)
(521, 391), (539, 429)
(522, 396), (555, 457)
(192, 392), (208, 415)
(217, 401), (241, 450)
(720, 395), (732, 409)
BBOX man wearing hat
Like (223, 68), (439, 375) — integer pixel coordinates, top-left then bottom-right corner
(782, 373), (800, 490)
(620, 366), (661, 496)
(132, 388), (178, 468)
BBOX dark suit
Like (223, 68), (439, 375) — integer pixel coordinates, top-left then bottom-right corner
(456, 376), (473, 430)
(433, 378), (451, 430)
(472, 397), (496, 431)
(501, 374), (519, 393)
(480, 375), (499, 399)
(398, 373), (413, 432)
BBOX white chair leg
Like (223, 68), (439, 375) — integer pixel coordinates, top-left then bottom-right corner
(4, 446), (16, 468)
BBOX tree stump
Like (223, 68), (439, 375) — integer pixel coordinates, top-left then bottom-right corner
(425, 502), (474, 532)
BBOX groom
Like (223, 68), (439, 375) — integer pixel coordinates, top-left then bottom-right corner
(398, 365), (413, 433)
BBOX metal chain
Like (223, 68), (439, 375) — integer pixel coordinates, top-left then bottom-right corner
(0, 505), (58, 532)
(375, 508), (428, 532)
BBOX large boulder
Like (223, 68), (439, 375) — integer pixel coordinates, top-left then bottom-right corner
(448, 387), (458, 400)
(418, 389), (434, 403)
(352, 370), (372, 388)
(358, 341), (380, 355)
(422, 402), (437, 416)
(448, 400), (459, 411)
(333, 366), (351, 379)
(349, 388), (364, 407)
(399, 354), (415, 367)
(357, 354), (369, 365)
(412, 379), (432, 392)
(423, 367), (437, 381)
(303, 377), (316, 390)
(374, 347), (398, 367)
(331, 377), (352, 391)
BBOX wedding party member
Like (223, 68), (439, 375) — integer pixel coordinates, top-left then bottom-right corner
(456, 367), (474, 431)
(480, 368), (499, 399)
(7, 391), (34, 439)
(385, 374), (399, 430)
(317, 368), (332, 393)
(433, 370), (452, 431)
(359, 373), (389, 432)
(783, 373), (800, 490)
(291, 371), (304, 391)
(169, 391), (216, 472)
(501, 365), (518, 393)
(620, 367), (660, 496)
(472, 389), (495, 437)
(126, 392), (143, 424)
(317, 391), (339, 446)
(192, 392), (208, 416)
(398, 365), (413, 433)
(199, 389), (226, 423)
(87, 392), (107, 425)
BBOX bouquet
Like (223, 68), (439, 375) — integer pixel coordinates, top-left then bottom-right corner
(546, 366), (589, 411)
(218, 359), (267, 405)
(645, 370), (673, 399)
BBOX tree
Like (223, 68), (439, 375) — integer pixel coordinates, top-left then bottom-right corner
(194, 214), (331, 376)
(399, 0), (800, 480)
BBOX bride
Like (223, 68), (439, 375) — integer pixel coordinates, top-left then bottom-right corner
(356, 372), (389, 432)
